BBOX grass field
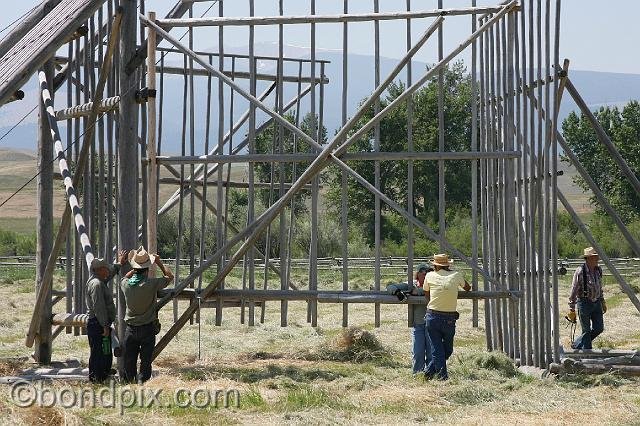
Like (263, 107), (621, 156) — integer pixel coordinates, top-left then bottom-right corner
(0, 265), (639, 425)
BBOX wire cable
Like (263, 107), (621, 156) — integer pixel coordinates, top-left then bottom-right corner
(0, 1), (218, 211)
(0, 4), (39, 38)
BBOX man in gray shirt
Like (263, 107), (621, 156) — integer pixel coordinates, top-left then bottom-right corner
(387, 263), (433, 374)
(85, 249), (127, 383)
(121, 246), (174, 383)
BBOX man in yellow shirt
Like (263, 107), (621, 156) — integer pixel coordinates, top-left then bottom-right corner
(423, 253), (470, 380)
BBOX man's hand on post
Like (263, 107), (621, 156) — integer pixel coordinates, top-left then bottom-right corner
(118, 249), (128, 266)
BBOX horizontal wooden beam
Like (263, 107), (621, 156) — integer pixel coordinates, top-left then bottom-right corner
(156, 151), (522, 165)
(157, 65), (328, 84)
(155, 46), (331, 64)
(549, 362), (640, 377)
(54, 96), (120, 121)
(158, 289), (521, 303)
(560, 349), (640, 359)
(155, 6), (506, 28)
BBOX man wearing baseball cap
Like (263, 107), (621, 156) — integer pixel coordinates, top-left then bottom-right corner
(120, 246), (174, 383)
(85, 249), (128, 383)
(386, 263), (434, 374)
(567, 247), (606, 349)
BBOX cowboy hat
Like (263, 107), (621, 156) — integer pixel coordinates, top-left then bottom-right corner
(128, 246), (156, 269)
(583, 247), (599, 258)
(432, 253), (452, 267)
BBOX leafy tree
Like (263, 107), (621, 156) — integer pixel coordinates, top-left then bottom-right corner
(326, 62), (474, 246)
(561, 101), (640, 222)
(254, 112), (327, 213)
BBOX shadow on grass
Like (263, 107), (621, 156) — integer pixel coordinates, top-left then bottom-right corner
(177, 363), (347, 384)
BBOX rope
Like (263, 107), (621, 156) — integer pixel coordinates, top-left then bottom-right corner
(0, 1), (218, 212)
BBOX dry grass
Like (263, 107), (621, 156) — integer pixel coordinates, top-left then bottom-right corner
(1, 270), (640, 424)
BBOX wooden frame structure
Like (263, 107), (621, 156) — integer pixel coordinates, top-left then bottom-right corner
(0, 0), (636, 371)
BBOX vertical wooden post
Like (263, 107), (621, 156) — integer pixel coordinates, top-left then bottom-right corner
(437, 0), (446, 249)
(35, 60), (54, 364)
(147, 11), (158, 271)
(470, 0), (479, 328)
(118, 0), (139, 370)
(372, 0), (381, 328)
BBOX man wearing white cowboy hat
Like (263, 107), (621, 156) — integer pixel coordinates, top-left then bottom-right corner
(85, 249), (128, 383)
(567, 246), (606, 349)
(423, 253), (470, 380)
(120, 246), (174, 383)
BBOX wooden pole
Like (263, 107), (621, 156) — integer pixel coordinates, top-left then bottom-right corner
(35, 60), (55, 363)
(215, 0), (226, 326)
(373, 0), (381, 328)
(117, 0), (139, 371)
(155, 7), (506, 27)
(146, 11), (158, 271)
(405, 0), (415, 328)
(470, 0), (479, 329)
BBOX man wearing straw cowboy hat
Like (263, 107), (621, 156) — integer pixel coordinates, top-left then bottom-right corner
(423, 253), (470, 380)
(85, 249), (128, 383)
(121, 246), (174, 383)
(567, 246), (606, 350)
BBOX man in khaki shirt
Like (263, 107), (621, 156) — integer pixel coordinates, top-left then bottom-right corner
(120, 246), (173, 384)
(423, 254), (470, 380)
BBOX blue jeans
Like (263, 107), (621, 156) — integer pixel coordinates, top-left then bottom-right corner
(572, 299), (604, 350)
(412, 323), (432, 374)
(425, 311), (457, 380)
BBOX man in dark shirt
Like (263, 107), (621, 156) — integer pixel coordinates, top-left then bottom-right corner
(567, 247), (606, 349)
(85, 249), (128, 383)
(121, 246), (174, 384)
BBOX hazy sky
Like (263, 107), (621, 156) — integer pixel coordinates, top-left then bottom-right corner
(0, 0), (638, 74)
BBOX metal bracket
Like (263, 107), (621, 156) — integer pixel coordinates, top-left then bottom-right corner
(135, 87), (157, 104)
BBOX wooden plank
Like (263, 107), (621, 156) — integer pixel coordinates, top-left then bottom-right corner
(0, 0), (109, 105)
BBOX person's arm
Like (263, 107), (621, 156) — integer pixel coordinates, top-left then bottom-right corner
(107, 249), (129, 281)
(457, 273), (471, 291)
(154, 255), (174, 288)
(568, 268), (581, 311)
(88, 281), (111, 335)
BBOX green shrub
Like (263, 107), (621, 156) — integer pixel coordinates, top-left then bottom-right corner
(0, 228), (36, 256)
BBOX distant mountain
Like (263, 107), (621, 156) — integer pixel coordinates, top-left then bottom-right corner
(1, 44), (639, 153)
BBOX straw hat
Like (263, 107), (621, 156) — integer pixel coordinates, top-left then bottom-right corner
(90, 258), (109, 272)
(432, 253), (452, 267)
(583, 247), (598, 258)
(128, 246), (156, 269)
